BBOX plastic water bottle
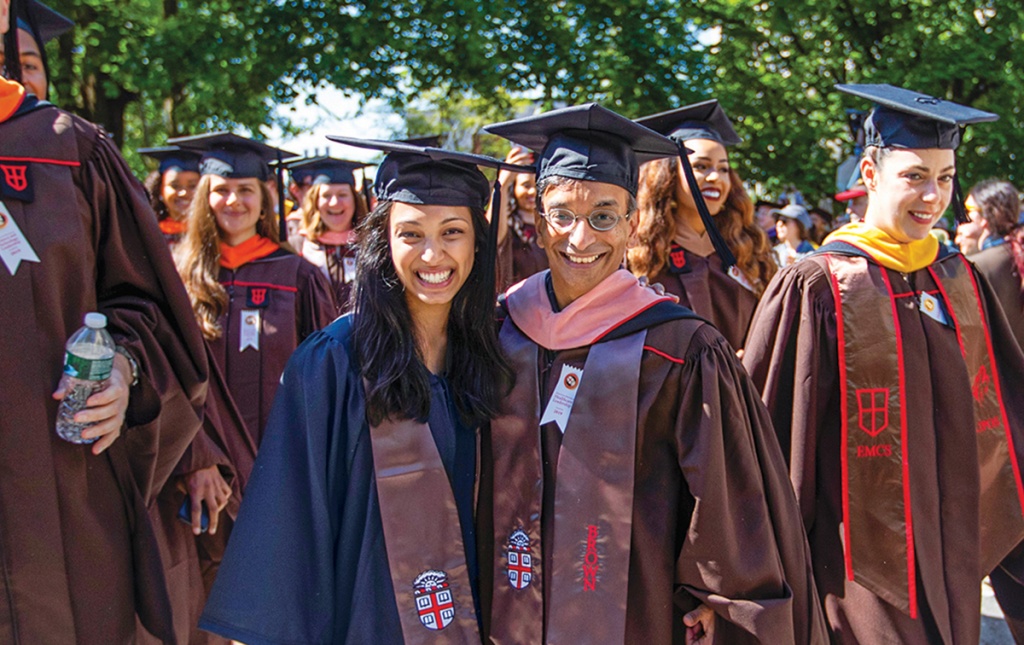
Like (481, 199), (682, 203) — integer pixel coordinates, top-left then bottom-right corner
(56, 312), (116, 444)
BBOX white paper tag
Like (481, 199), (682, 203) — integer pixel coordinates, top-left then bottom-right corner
(0, 201), (40, 276)
(727, 265), (756, 293)
(919, 292), (950, 326)
(540, 363), (584, 433)
(240, 309), (261, 351)
(343, 256), (357, 283)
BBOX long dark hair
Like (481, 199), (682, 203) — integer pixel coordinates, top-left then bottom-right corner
(352, 200), (512, 427)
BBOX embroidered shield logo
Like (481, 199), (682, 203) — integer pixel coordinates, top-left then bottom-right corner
(246, 286), (270, 308)
(670, 245), (686, 270)
(0, 165), (27, 192)
(856, 388), (889, 437)
(413, 570), (455, 631)
(506, 529), (533, 590)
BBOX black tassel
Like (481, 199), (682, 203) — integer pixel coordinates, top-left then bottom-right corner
(677, 143), (737, 268)
(484, 178), (502, 297)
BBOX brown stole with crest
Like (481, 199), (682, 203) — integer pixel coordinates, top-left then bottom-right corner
(369, 411), (480, 644)
(489, 319), (645, 644)
(929, 255), (1024, 573)
(826, 253), (1024, 617)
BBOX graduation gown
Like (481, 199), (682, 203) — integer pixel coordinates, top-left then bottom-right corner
(0, 90), (207, 643)
(968, 240), (1024, 644)
(291, 233), (358, 314)
(651, 241), (759, 351)
(485, 270), (827, 644)
(971, 241), (1024, 347)
(209, 248), (335, 445)
(199, 315), (481, 644)
(742, 245), (1024, 644)
(496, 213), (548, 293)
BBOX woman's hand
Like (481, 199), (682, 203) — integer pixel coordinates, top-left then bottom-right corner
(52, 352), (132, 455)
(683, 604), (715, 644)
(182, 465), (233, 535)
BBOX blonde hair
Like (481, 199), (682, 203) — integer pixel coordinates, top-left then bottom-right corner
(176, 175), (278, 339)
(629, 157), (777, 296)
(300, 182), (368, 241)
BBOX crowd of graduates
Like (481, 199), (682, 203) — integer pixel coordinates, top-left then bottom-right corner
(3, 0), (1024, 644)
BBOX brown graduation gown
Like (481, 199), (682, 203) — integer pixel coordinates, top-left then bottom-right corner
(972, 242), (1024, 347)
(209, 249), (336, 446)
(486, 275), (827, 644)
(0, 99), (207, 643)
(743, 248), (1024, 644)
(291, 234), (359, 315)
(651, 242), (759, 351)
(968, 241), (1024, 643)
(496, 214), (548, 292)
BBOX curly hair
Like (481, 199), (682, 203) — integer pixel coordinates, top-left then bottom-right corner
(629, 158), (777, 295)
(176, 175), (279, 339)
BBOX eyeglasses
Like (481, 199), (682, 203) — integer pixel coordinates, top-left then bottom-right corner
(541, 208), (632, 232)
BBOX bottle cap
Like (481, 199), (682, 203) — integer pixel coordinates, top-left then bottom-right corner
(84, 312), (107, 329)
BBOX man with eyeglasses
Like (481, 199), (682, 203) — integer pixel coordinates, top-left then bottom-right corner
(480, 104), (827, 645)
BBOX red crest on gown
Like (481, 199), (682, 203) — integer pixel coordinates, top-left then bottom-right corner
(413, 570), (455, 631)
(856, 388), (889, 437)
(506, 528), (533, 590)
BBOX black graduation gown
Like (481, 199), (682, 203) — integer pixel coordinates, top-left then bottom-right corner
(199, 315), (480, 644)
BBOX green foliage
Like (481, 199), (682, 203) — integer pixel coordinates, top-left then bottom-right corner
(36, 0), (1024, 197)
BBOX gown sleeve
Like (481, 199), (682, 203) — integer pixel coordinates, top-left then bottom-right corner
(199, 323), (361, 645)
(296, 260), (338, 340)
(742, 261), (840, 530)
(675, 325), (829, 645)
(73, 117), (208, 503)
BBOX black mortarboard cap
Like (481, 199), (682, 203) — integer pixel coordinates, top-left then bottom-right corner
(399, 134), (443, 148)
(17, 0), (74, 45)
(281, 156), (371, 187)
(167, 132), (297, 182)
(837, 83), (999, 225)
(483, 103), (678, 197)
(836, 83), (997, 151)
(139, 146), (202, 175)
(635, 99), (742, 147)
(325, 136), (530, 209)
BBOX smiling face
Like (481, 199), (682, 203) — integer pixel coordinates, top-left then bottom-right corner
(316, 182), (356, 233)
(209, 176), (264, 246)
(389, 202), (476, 320)
(537, 179), (636, 309)
(678, 138), (732, 216)
(161, 168), (200, 221)
(513, 172), (537, 219)
(862, 148), (955, 243)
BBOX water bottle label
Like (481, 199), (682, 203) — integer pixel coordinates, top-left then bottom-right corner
(63, 352), (113, 381)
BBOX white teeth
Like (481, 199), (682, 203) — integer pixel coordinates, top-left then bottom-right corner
(566, 253), (599, 264)
(910, 211), (933, 221)
(701, 188), (722, 200)
(418, 270), (452, 284)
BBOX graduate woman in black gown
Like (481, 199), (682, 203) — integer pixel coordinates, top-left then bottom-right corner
(200, 138), (529, 644)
